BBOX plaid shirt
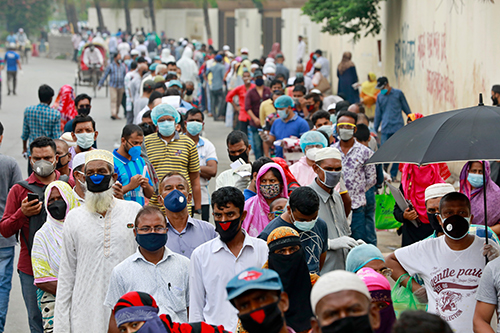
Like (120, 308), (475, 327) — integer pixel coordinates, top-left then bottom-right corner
(99, 61), (127, 88)
(21, 103), (61, 146)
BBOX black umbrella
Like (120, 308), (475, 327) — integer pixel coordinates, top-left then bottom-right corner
(367, 96), (500, 245)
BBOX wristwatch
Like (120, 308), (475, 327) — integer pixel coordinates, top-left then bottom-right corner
(193, 209), (202, 215)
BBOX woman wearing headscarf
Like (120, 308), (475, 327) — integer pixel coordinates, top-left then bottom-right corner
(52, 84), (77, 131)
(337, 51), (360, 104)
(31, 181), (80, 332)
(305, 52), (315, 74)
(460, 161), (500, 235)
(243, 163), (288, 236)
(357, 267), (396, 333)
(360, 72), (379, 119)
(267, 42), (282, 59)
(271, 157), (300, 194)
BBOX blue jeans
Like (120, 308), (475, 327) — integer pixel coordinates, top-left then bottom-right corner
(0, 247), (14, 332)
(248, 126), (263, 159)
(18, 271), (43, 333)
(381, 132), (399, 178)
(364, 188), (378, 246)
(351, 206), (377, 245)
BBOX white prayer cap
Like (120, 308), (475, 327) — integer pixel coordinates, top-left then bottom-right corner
(85, 149), (114, 167)
(314, 62), (322, 69)
(227, 51), (234, 58)
(73, 152), (88, 170)
(315, 147), (342, 162)
(250, 64), (259, 70)
(178, 37), (184, 42)
(181, 40), (188, 46)
(223, 45), (230, 51)
(263, 63), (276, 74)
(327, 103), (336, 112)
(60, 132), (76, 147)
(130, 49), (140, 56)
(241, 47), (249, 54)
(425, 183), (456, 202)
(310, 89), (322, 95)
(311, 270), (371, 314)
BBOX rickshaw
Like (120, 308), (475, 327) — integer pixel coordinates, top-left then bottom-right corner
(74, 42), (108, 97)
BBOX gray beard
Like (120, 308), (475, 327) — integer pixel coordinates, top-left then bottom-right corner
(85, 185), (114, 214)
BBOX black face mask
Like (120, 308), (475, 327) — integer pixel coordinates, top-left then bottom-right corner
(78, 106), (91, 116)
(214, 217), (241, 243)
(441, 214), (470, 240)
(320, 314), (373, 333)
(186, 89), (194, 96)
(56, 153), (69, 169)
(238, 301), (284, 333)
(427, 212), (443, 234)
(48, 200), (67, 221)
(85, 174), (113, 193)
(229, 150), (249, 163)
(492, 96), (499, 106)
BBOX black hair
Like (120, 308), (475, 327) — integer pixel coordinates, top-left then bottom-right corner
(122, 124), (144, 139)
(336, 110), (358, 124)
(165, 74), (178, 81)
(335, 100), (351, 112)
(130, 61), (138, 70)
(143, 82), (154, 93)
(354, 123), (370, 142)
(134, 206), (167, 228)
(392, 310), (453, 333)
(293, 77), (304, 85)
(113, 53), (120, 60)
(293, 85), (307, 95)
(148, 91), (163, 105)
(270, 79), (283, 89)
(227, 130), (249, 147)
(166, 61), (176, 67)
(211, 186), (245, 216)
(439, 192), (471, 213)
(272, 90), (284, 99)
(30, 136), (56, 154)
(142, 110), (152, 119)
(275, 73), (286, 81)
(312, 110), (331, 126)
(251, 59), (261, 65)
(136, 56), (147, 64)
(165, 88), (180, 96)
(289, 186), (319, 216)
(251, 157), (273, 180)
(185, 108), (204, 122)
(266, 167), (284, 186)
(0, 121), (3, 136)
(138, 122), (156, 136)
(153, 82), (166, 91)
(353, 102), (365, 114)
(38, 84), (54, 103)
(315, 49), (322, 56)
(74, 93), (92, 108)
(72, 115), (96, 132)
(305, 93), (323, 109)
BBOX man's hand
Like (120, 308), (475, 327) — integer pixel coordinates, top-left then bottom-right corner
(403, 207), (418, 221)
(139, 176), (150, 188)
(113, 182), (124, 199)
(482, 243), (500, 261)
(21, 197), (42, 217)
(413, 286), (428, 304)
(127, 175), (143, 190)
(259, 130), (270, 142)
(328, 236), (359, 250)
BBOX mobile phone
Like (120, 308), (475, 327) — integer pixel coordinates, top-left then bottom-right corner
(27, 193), (39, 203)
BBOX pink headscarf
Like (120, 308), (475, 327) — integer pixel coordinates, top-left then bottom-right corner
(356, 267), (390, 291)
(243, 163), (288, 236)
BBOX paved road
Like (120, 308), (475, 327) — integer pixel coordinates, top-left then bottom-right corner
(1, 56), (400, 332)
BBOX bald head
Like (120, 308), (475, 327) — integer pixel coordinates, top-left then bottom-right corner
(54, 138), (69, 152)
(296, 64), (304, 73)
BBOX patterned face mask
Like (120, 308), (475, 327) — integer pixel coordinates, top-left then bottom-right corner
(260, 183), (281, 199)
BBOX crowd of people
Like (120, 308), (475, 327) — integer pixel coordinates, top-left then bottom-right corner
(2, 27), (500, 333)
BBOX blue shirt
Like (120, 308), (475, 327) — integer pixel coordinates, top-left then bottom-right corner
(258, 216), (328, 275)
(6, 35), (16, 44)
(270, 112), (310, 158)
(374, 88), (412, 134)
(98, 62), (127, 88)
(21, 103), (62, 149)
(166, 216), (218, 258)
(4, 51), (20, 72)
(113, 149), (153, 206)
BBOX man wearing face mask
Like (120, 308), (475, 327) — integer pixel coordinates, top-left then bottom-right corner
(259, 186), (328, 275)
(184, 109), (218, 221)
(71, 152), (88, 204)
(64, 93), (92, 133)
(333, 111), (377, 245)
(310, 147), (361, 273)
(387, 192), (500, 333)
(373, 77), (412, 180)
(54, 139), (74, 187)
(54, 149), (142, 333)
(69, 115), (97, 169)
(215, 130), (252, 191)
(144, 103), (202, 215)
(304, 93), (323, 128)
(189, 187), (268, 332)
(82, 43), (104, 68)
(184, 81), (196, 105)
(310, 270), (380, 333)
(0, 136), (67, 333)
(227, 267), (292, 333)
(261, 95), (309, 158)
(113, 124), (154, 205)
(104, 206), (190, 331)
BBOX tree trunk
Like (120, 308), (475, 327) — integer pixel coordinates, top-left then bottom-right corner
(202, 0), (212, 42)
(124, 0), (132, 34)
(94, 0), (105, 31)
(64, 0), (80, 34)
(148, 0), (156, 32)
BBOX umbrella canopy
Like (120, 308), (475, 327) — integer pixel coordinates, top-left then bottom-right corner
(367, 104), (500, 166)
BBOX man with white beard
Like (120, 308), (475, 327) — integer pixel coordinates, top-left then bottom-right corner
(53, 150), (142, 333)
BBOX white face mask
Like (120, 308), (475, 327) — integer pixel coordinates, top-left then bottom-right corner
(75, 132), (95, 149)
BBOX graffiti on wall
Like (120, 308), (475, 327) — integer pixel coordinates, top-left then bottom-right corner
(394, 24), (415, 79)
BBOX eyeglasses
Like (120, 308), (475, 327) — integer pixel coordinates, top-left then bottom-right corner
(377, 267), (393, 278)
(135, 226), (167, 233)
(337, 122), (356, 130)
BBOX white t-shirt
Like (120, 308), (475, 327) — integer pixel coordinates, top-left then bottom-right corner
(395, 235), (486, 333)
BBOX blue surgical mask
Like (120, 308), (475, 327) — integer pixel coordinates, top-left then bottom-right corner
(186, 121), (203, 136)
(163, 189), (187, 213)
(124, 59), (132, 67)
(330, 114), (337, 126)
(380, 88), (388, 95)
(290, 208), (317, 231)
(277, 109), (288, 119)
(468, 173), (484, 188)
(127, 145), (141, 160)
(135, 232), (168, 252)
(75, 132), (95, 149)
(296, 72), (304, 78)
(158, 120), (176, 137)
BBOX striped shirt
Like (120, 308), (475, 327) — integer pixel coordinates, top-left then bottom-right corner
(21, 103), (62, 148)
(113, 149), (153, 206)
(144, 132), (200, 209)
(98, 61), (127, 88)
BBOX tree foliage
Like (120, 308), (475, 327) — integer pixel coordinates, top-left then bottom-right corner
(0, 0), (53, 34)
(302, 0), (385, 42)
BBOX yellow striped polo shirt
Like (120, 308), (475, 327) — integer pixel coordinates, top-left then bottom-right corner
(144, 132), (200, 209)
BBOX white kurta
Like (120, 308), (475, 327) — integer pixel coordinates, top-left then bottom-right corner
(53, 199), (142, 333)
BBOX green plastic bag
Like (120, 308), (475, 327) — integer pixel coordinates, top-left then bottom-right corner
(375, 186), (402, 230)
(391, 273), (427, 317)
